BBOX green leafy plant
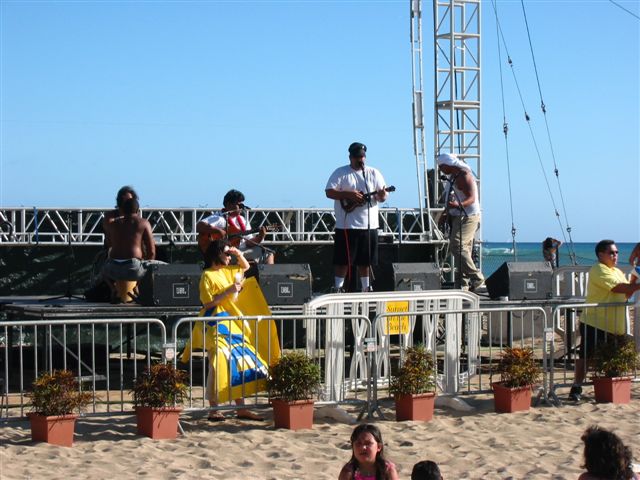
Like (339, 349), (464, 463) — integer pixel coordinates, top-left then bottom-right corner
(390, 345), (436, 396)
(27, 369), (92, 416)
(590, 336), (639, 378)
(267, 351), (321, 402)
(497, 347), (541, 388)
(131, 363), (189, 408)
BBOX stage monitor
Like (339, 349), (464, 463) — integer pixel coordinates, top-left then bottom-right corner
(485, 261), (552, 300)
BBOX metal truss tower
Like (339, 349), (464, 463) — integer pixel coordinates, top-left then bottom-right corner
(433, 0), (481, 209)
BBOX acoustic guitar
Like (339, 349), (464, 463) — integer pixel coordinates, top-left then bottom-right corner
(198, 224), (279, 253)
(340, 186), (396, 213)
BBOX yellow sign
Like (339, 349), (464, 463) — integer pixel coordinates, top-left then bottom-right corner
(383, 301), (410, 335)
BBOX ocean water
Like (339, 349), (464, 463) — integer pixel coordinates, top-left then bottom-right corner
(481, 241), (636, 277)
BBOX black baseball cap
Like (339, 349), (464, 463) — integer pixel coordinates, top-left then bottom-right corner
(348, 142), (367, 157)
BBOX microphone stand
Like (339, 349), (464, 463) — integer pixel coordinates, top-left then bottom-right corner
(444, 174), (468, 290)
(41, 211), (84, 302)
(158, 216), (176, 263)
(362, 166), (373, 292)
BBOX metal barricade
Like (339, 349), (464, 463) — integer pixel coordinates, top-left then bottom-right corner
(303, 290), (480, 402)
(549, 301), (637, 404)
(552, 265), (591, 299)
(172, 314), (371, 414)
(0, 318), (166, 419)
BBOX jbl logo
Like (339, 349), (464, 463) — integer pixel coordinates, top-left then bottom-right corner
(277, 283), (293, 298)
(173, 283), (190, 298)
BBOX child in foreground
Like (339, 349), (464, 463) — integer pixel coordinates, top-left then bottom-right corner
(579, 426), (638, 480)
(338, 424), (399, 480)
(411, 460), (443, 480)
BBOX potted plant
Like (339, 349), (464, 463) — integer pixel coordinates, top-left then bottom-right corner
(267, 351), (321, 430)
(27, 369), (92, 447)
(590, 336), (639, 404)
(131, 362), (189, 439)
(492, 347), (541, 413)
(389, 345), (437, 421)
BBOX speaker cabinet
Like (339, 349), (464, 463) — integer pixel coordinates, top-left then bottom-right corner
(257, 264), (312, 305)
(485, 261), (552, 300)
(137, 263), (202, 306)
(385, 263), (441, 291)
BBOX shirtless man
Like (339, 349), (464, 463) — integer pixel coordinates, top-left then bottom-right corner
(101, 197), (161, 291)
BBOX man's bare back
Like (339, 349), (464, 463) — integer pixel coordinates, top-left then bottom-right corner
(105, 214), (155, 260)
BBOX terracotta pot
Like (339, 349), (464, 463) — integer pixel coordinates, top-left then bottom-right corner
(272, 399), (314, 430)
(135, 406), (182, 439)
(492, 382), (532, 413)
(29, 413), (78, 447)
(592, 376), (631, 404)
(394, 392), (436, 421)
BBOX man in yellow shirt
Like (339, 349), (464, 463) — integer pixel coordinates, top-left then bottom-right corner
(569, 240), (640, 401)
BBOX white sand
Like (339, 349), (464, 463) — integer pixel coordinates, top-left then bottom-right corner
(1, 386), (639, 480)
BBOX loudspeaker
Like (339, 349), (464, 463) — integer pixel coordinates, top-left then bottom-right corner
(392, 263), (441, 291)
(257, 264), (313, 305)
(485, 261), (553, 300)
(137, 263), (202, 306)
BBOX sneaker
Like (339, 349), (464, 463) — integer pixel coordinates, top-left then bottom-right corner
(568, 385), (582, 402)
(362, 286), (373, 293)
(469, 280), (486, 292)
(330, 286), (345, 294)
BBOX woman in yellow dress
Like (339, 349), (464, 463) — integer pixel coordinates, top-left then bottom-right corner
(199, 239), (265, 421)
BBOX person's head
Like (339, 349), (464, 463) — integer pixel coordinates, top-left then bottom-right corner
(222, 189), (246, 214)
(203, 239), (232, 268)
(121, 197), (139, 217)
(542, 237), (554, 249)
(595, 239), (618, 268)
(436, 153), (468, 176)
(348, 142), (367, 170)
(348, 424), (387, 474)
(115, 186), (138, 209)
(411, 460), (443, 480)
(581, 426), (635, 480)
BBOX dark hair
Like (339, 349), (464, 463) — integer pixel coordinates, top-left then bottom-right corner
(581, 426), (635, 480)
(348, 142), (367, 157)
(223, 189), (245, 208)
(542, 237), (553, 249)
(203, 239), (228, 268)
(348, 424), (389, 480)
(411, 460), (442, 480)
(595, 239), (615, 256)
(121, 197), (139, 217)
(116, 186), (138, 209)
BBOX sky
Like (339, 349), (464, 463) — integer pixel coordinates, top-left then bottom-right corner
(1, 0), (638, 242)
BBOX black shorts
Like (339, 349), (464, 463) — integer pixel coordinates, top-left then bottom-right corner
(333, 229), (378, 267)
(578, 323), (609, 359)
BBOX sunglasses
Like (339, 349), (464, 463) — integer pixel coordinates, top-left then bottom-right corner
(608, 250), (619, 256)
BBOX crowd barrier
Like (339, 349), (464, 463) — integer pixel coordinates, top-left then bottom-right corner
(0, 318), (167, 418)
(548, 301), (639, 404)
(1, 295), (637, 420)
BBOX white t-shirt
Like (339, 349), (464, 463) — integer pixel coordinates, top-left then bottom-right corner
(200, 212), (252, 250)
(325, 164), (386, 229)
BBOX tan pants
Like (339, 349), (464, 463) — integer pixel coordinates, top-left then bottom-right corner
(449, 214), (484, 288)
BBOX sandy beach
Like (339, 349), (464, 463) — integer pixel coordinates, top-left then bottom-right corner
(1, 385), (638, 480)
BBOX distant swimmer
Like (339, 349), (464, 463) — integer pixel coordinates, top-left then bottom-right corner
(542, 237), (562, 268)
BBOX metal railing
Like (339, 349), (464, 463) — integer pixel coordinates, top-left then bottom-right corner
(2, 298), (637, 420)
(0, 207), (441, 246)
(0, 318), (166, 418)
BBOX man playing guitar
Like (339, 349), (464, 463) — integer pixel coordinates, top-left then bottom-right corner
(196, 189), (274, 265)
(325, 142), (389, 292)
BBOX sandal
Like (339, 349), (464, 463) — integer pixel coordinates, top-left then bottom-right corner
(236, 410), (264, 421)
(207, 412), (225, 422)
